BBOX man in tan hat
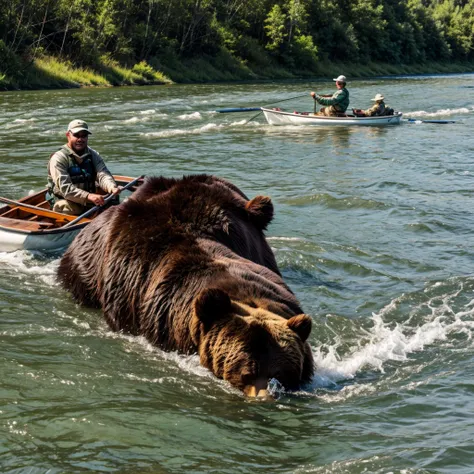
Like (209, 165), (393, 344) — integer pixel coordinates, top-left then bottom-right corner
(47, 119), (120, 215)
(360, 93), (388, 116)
(310, 75), (350, 116)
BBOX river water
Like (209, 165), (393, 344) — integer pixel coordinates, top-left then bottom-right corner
(1, 74), (474, 473)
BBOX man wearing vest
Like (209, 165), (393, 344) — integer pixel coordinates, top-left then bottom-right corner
(310, 75), (350, 116)
(47, 119), (120, 215)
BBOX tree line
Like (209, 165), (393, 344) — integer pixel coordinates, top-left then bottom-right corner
(1, 0), (473, 83)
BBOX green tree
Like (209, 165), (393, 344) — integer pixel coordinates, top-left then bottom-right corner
(264, 4), (286, 52)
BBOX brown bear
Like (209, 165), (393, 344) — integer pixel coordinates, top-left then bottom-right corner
(58, 175), (314, 397)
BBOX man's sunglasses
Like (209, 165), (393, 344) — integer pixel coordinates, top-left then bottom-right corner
(71, 132), (89, 138)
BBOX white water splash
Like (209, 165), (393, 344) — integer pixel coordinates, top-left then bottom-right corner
(406, 106), (473, 118)
(268, 236), (305, 242)
(141, 122), (223, 138)
(123, 116), (142, 124)
(0, 250), (59, 285)
(311, 288), (474, 393)
(177, 111), (202, 120)
(105, 331), (230, 390)
(140, 118), (262, 138)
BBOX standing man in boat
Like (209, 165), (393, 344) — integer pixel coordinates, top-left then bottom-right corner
(310, 75), (350, 116)
(47, 119), (121, 215)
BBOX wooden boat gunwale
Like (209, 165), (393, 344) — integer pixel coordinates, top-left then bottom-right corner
(0, 175), (143, 251)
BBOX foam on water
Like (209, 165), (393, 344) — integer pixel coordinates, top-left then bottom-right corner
(177, 111), (202, 120)
(309, 285), (474, 396)
(406, 106), (473, 117)
(102, 331), (235, 395)
(5, 118), (36, 129)
(140, 119), (259, 138)
(123, 116), (143, 124)
(141, 122), (223, 138)
(122, 113), (167, 124)
(268, 236), (305, 242)
(0, 250), (59, 285)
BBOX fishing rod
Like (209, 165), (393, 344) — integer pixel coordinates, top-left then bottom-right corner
(215, 93), (307, 114)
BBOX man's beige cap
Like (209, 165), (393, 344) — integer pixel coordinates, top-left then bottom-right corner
(68, 119), (92, 135)
(371, 94), (385, 101)
(333, 75), (347, 82)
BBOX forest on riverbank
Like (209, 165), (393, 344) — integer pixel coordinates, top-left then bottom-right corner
(1, 0), (473, 90)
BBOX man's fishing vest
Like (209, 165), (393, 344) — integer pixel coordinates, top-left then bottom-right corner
(48, 146), (97, 196)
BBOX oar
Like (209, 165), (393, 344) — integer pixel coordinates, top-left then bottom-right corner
(215, 107), (262, 113)
(0, 196), (88, 223)
(405, 118), (456, 124)
(62, 175), (145, 228)
(244, 110), (263, 125)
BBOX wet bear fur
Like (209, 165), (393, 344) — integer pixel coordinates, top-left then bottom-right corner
(58, 175), (314, 394)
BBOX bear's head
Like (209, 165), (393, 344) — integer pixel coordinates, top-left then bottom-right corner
(190, 288), (314, 398)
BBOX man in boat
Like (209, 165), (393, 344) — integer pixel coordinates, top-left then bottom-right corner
(310, 75), (350, 116)
(353, 93), (394, 117)
(47, 119), (121, 215)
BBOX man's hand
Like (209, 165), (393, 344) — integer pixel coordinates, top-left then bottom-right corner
(87, 193), (105, 206)
(111, 186), (123, 196)
(311, 91), (316, 98)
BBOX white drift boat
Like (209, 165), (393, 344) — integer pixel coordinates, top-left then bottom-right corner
(0, 175), (143, 252)
(261, 107), (403, 126)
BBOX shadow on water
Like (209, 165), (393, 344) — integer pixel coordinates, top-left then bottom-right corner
(282, 266), (345, 291)
(312, 126), (353, 148)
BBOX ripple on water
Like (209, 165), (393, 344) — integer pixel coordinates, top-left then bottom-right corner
(284, 193), (388, 210)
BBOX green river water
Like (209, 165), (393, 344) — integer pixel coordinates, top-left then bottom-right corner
(1, 74), (474, 473)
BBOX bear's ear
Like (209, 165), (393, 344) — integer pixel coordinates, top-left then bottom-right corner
(194, 288), (232, 327)
(245, 196), (274, 230)
(287, 314), (312, 342)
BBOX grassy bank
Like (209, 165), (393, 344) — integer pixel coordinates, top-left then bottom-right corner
(1, 53), (473, 91)
(0, 56), (173, 90)
(163, 54), (474, 83)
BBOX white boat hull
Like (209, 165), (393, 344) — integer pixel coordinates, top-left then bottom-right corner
(261, 108), (403, 126)
(0, 225), (84, 252)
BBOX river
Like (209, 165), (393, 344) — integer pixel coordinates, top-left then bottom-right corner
(1, 74), (474, 473)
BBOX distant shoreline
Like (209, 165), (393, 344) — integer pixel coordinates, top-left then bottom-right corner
(1, 56), (473, 92)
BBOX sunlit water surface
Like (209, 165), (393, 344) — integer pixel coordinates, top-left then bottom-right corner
(1, 74), (474, 473)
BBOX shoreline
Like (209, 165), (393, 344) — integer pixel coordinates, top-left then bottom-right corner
(1, 57), (473, 92)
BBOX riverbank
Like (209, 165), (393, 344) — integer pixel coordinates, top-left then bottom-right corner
(1, 53), (473, 91)
(0, 56), (174, 90)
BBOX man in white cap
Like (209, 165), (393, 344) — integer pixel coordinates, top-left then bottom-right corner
(47, 119), (120, 215)
(310, 75), (350, 116)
